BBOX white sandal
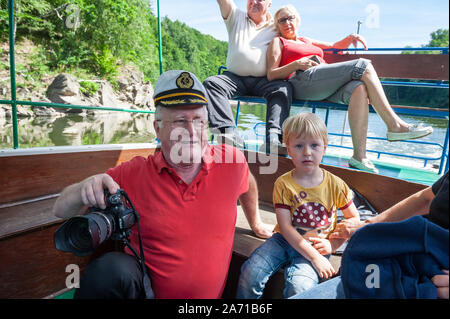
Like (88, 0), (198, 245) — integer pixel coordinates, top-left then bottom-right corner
(387, 124), (433, 142)
(349, 157), (379, 173)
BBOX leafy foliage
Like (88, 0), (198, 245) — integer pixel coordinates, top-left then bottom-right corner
(0, 0), (227, 85)
(392, 29), (449, 108)
(402, 28), (449, 54)
(429, 29), (449, 47)
(79, 80), (100, 96)
(161, 18), (228, 81)
(1, 1), (445, 109)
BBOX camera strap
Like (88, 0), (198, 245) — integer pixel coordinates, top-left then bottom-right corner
(121, 191), (155, 299)
(136, 221), (154, 299)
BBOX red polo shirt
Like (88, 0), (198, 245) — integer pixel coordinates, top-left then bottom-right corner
(106, 144), (249, 298)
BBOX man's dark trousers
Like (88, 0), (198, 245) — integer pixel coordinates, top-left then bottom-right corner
(74, 252), (152, 299)
(203, 71), (292, 141)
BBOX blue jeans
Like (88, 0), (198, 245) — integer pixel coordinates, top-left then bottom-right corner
(236, 232), (327, 298)
(289, 276), (346, 299)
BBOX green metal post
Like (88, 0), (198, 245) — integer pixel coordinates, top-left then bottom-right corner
(157, 0), (163, 74)
(8, 0), (19, 148)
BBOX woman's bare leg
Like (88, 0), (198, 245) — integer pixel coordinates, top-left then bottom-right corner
(347, 84), (369, 162)
(360, 63), (410, 133)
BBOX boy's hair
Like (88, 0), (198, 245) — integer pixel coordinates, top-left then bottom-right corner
(282, 113), (328, 145)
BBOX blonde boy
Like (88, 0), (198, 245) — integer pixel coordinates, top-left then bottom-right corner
(237, 113), (360, 298)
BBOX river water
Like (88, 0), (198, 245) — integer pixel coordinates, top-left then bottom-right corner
(237, 103), (448, 171)
(1, 103), (448, 171)
(0, 110), (156, 148)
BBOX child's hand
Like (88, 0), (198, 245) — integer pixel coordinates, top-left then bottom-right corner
(310, 254), (335, 279)
(329, 218), (366, 240)
(309, 237), (332, 255)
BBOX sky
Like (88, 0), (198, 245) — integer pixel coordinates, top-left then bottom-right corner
(150, 0), (449, 49)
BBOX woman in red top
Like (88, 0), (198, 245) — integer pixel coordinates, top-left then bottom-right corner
(267, 5), (433, 173)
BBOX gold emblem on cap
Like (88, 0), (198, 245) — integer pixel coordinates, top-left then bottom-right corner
(176, 72), (194, 89)
(160, 99), (187, 105)
(188, 98), (207, 104)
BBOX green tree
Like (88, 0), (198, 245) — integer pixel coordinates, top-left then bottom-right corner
(1, 0), (227, 86)
(392, 29), (449, 108)
(402, 28), (448, 54)
(428, 28), (449, 47)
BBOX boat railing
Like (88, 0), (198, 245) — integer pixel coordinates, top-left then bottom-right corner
(326, 47), (449, 54)
(252, 121), (447, 169)
(2, 1), (449, 174)
(217, 46), (449, 174)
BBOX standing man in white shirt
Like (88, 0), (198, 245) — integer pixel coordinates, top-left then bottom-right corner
(204, 0), (292, 154)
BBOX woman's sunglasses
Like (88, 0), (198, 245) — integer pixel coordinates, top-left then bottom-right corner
(277, 15), (296, 25)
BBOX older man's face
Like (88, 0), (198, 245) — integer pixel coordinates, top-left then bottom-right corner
(154, 105), (208, 167)
(247, 0), (271, 20)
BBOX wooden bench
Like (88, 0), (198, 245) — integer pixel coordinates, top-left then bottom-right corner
(218, 50), (449, 298)
(220, 150), (428, 298)
(226, 50), (449, 113)
(0, 145), (156, 298)
(222, 203), (342, 298)
(0, 146), (429, 298)
(220, 50), (449, 171)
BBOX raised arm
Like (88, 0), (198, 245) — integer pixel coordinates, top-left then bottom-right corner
(217, 0), (234, 19)
(52, 173), (119, 219)
(310, 33), (368, 50)
(266, 37), (319, 81)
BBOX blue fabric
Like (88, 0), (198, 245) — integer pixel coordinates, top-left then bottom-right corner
(341, 216), (449, 299)
(289, 276), (346, 299)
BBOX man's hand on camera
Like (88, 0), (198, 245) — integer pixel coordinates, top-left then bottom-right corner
(80, 174), (119, 210)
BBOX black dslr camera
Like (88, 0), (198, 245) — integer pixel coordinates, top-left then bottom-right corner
(54, 189), (139, 257)
(54, 189), (153, 298)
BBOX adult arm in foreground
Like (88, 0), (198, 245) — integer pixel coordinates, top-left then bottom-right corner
(239, 171), (274, 239)
(329, 186), (435, 239)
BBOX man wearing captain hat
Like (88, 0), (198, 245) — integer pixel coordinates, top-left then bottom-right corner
(53, 70), (272, 299)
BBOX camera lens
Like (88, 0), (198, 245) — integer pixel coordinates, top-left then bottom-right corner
(54, 213), (114, 257)
(66, 218), (93, 253)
